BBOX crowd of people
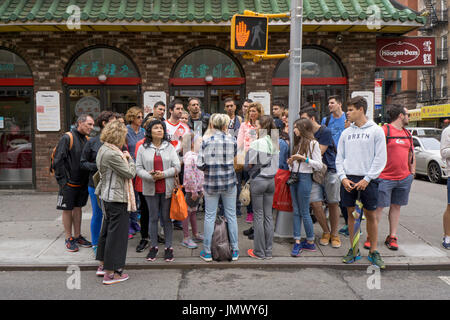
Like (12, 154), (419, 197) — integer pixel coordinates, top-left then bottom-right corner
(51, 94), (450, 285)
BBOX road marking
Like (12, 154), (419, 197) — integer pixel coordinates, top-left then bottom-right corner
(439, 276), (450, 286)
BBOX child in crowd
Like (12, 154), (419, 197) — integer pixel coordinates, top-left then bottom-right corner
(182, 132), (205, 248)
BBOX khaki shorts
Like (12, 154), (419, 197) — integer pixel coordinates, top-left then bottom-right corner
(310, 171), (340, 204)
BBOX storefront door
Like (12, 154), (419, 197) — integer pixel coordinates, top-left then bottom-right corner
(170, 85), (242, 115)
(0, 87), (33, 187)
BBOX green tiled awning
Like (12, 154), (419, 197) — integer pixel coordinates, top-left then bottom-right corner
(0, 0), (426, 33)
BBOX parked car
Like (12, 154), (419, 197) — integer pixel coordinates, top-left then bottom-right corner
(407, 127), (442, 139)
(413, 136), (448, 183)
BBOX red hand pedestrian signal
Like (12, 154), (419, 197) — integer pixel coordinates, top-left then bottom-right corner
(236, 21), (250, 47)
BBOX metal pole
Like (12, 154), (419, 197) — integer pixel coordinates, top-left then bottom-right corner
(274, 0), (303, 240)
(288, 0), (303, 153)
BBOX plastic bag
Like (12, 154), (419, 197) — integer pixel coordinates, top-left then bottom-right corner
(272, 169), (293, 212)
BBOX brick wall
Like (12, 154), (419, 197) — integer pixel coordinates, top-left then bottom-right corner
(0, 31), (376, 191)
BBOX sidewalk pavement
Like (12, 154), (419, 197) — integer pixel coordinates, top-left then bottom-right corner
(0, 189), (449, 271)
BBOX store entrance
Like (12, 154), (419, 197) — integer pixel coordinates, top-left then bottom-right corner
(66, 85), (140, 134)
(170, 85), (242, 115)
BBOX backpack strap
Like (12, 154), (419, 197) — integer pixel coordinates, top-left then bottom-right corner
(325, 115), (331, 127)
(66, 132), (73, 150)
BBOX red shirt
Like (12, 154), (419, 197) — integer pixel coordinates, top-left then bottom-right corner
(154, 153), (165, 194)
(379, 124), (412, 181)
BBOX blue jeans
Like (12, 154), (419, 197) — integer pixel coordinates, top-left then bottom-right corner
(203, 186), (239, 254)
(88, 186), (103, 246)
(290, 173), (314, 241)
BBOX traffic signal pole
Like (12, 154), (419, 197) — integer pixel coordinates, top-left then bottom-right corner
(289, 0), (303, 153)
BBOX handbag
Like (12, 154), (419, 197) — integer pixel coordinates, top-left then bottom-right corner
(310, 143), (327, 185)
(170, 174), (188, 221)
(93, 170), (101, 188)
(239, 181), (251, 206)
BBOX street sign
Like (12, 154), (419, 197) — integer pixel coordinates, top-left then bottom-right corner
(231, 15), (268, 53)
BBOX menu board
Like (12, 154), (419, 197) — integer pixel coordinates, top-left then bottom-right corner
(36, 91), (61, 132)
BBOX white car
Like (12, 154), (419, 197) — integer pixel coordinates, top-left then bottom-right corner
(407, 127), (442, 139)
(413, 136), (448, 183)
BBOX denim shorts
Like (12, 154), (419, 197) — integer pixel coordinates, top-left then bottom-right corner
(447, 178), (450, 204)
(340, 175), (379, 211)
(310, 171), (340, 204)
(377, 174), (413, 208)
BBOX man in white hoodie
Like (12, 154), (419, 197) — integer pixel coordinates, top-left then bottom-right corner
(336, 96), (387, 268)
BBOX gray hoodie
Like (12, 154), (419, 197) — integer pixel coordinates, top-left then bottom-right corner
(440, 126), (450, 175)
(336, 120), (387, 183)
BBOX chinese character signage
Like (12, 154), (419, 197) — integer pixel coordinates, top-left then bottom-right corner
(177, 63), (238, 79)
(231, 15), (269, 53)
(72, 61), (135, 77)
(376, 37), (436, 68)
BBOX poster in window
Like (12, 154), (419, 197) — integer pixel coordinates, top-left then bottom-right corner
(36, 91), (61, 132)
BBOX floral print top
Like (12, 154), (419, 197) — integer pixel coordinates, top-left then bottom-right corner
(183, 151), (204, 193)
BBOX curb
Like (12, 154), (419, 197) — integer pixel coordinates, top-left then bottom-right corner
(1, 258), (449, 272)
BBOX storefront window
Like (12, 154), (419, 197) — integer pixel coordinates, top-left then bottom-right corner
(272, 47), (346, 120)
(0, 50), (33, 187)
(65, 47), (141, 132)
(274, 48), (344, 79)
(170, 47), (244, 115)
(173, 49), (241, 79)
(0, 49), (32, 78)
(67, 48), (138, 78)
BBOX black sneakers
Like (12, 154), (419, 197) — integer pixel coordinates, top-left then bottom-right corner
(243, 227), (254, 236)
(76, 235), (92, 248)
(146, 247), (158, 261)
(136, 239), (149, 253)
(164, 247), (174, 262)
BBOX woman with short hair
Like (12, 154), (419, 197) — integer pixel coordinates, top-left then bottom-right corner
(95, 120), (136, 285)
(136, 119), (181, 262)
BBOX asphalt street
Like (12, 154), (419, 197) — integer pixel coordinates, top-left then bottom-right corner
(0, 268), (449, 300)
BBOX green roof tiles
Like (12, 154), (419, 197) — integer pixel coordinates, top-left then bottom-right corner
(0, 0), (426, 25)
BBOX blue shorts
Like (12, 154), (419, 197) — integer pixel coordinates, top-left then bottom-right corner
(447, 178), (450, 204)
(340, 175), (379, 211)
(377, 174), (413, 208)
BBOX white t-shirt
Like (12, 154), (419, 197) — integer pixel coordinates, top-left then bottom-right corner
(164, 120), (190, 153)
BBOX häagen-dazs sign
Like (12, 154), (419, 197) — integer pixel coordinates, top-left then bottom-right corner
(376, 37), (435, 68)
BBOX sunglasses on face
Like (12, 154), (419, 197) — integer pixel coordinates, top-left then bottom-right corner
(137, 116), (143, 119)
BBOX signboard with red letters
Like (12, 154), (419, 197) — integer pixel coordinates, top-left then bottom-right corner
(376, 37), (435, 68)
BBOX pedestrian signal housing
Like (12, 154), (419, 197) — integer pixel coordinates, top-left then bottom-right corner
(231, 15), (268, 53)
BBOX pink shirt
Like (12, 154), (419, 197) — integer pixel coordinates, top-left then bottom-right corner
(237, 121), (258, 152)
